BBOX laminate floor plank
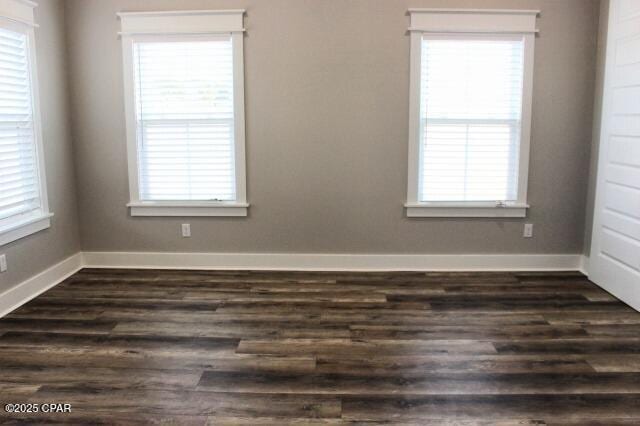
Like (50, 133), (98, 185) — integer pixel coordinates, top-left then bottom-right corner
(237, 338), (498, 357)
(0, 348), (315, 372)
(0, 384), (41, 395)
(586, 355), (640, 372)
(584, 324), (640, 338)
(21, 388), (343, 418)
(544, 311), (640, 325)
(5, 306), (104, 321)
(25, 297), (221, 311)
(204, 418), (353, 425)
(0, 318), (117, 335)
(0, 268), (638, 424)
(203, 418), (548, 425)
(315, 354), (596, 375)
(340, 394), (640, 422)
(182, 291), (388, 303)
(349, 324), (588, 340)
(320, 312), (549, 326)
(96, 309), (231, 323)
(0, 414), (209, 426)
(111, 320), (351, 339)
(493, 339), (640, 355)
(0, 366), (203, 391)
(0, 332), (240, 359)
(58, 281), (444, 294)
(215, 302), (433, 314)
(198, 370), (640, 395)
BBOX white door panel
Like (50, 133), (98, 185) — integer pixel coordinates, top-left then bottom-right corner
(607, 164), (640, 188)
(590, 0), (640, 311)
(610, 137), (640, 165)
(605, 184), (640, 218)
(610, 115), (640, 136)
(612, 87), (640, 113)
(619, 0), (640, 16)
(616, 35), (640, 65)
(612, 62), (640, 87)
(603, 210), (640, 241)
(620, 0), (640, 16)
(601, 229), (640, 270)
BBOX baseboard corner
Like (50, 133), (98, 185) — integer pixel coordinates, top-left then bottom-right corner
(579, 255), (590, 276)
(0, 252), (84, 318)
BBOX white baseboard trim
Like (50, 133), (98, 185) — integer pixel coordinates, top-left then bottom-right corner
(83, 251), (586, 272)
(580, 255), (590, 276)
(0, 252), (588, 318)
(0, 253), (83, 318)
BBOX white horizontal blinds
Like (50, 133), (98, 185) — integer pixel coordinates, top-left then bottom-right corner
(420, 37), (525, 202)
(0, 27), (40, 226)
(133, 37), (236, 201)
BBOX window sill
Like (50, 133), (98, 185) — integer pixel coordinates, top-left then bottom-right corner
(127, 202), (249, 217)
(405, 203), (528, 218)
(0, 213), (54, 246)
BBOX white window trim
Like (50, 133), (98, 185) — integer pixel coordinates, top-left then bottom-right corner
(405, 8), (538, 218)
(0, 212), (52, 246)
(127, 202), (249, 217)
(118, 9), (248, 217)
(0, 0), (53, 246)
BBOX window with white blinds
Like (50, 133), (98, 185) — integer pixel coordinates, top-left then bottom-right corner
(132, 37), (236, 202)
(0, 26), (44, 231)
(419, 36), (525, 203)
(406, 8), (537, 218)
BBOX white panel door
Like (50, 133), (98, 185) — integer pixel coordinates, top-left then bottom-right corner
(590, 0), (640, 311)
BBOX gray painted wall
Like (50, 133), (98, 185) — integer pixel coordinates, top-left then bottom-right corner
(0, 0), (606, 293)
(1, 0), (81, 293)
(64, 0), (601, 255)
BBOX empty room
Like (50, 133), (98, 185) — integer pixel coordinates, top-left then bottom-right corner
(0, 0), (639, 423)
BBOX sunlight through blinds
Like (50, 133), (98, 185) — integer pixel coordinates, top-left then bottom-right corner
(420, 37), (525, 202)
(133, 37), (236, 201)
(0, 27), (41, 227)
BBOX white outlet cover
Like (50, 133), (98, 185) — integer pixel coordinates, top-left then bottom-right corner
(0, 254), (6, 272)
(181, 224), (191, 237)
(523, 224), (533, 238)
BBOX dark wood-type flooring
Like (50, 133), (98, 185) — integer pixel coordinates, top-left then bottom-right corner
(1, 268), (639, 424)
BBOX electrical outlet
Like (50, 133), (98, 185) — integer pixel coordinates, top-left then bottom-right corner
(523, 223), (534, 238)
(0, 254), (6, 272)
(181, 223), (191, 238)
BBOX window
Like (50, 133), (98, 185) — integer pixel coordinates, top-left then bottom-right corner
(0, 2), (52, 246)
(119, 10), (247, 216)
(405, 9), (538, 217)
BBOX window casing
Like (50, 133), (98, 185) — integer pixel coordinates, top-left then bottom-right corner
(0, 3), (52, 247)
(405, 9), (538, 218)
(119, 10), (247, 217)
